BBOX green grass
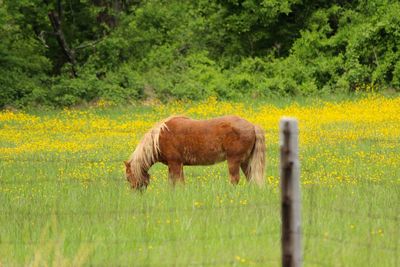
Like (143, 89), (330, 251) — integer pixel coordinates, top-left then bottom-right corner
(0, 98), (399, 266)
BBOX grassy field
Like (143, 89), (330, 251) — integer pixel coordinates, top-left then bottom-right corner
(0, 96), (399, 266)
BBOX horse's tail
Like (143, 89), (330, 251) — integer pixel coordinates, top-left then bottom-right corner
(247, 125), (266, 186)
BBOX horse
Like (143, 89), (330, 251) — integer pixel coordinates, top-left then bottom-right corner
(124, 115), (265, 190)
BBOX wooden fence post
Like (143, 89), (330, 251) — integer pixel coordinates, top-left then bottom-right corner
(280, 117), (302, 267)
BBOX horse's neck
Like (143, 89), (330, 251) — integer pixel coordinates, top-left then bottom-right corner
(131, 154), (156, 174)
(141, 160), (155, 173)
(132, 130), (160, 171)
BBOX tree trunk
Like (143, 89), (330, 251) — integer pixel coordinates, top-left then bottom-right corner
(47, 2), (77, 77)
(92, 0), (127, 28)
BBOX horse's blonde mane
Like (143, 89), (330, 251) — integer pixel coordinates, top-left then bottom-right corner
(128, 116), (186, 179)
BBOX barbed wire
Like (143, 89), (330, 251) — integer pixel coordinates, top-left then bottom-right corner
(302, 259), (331, 267)
(188, 256), (279, 266)
(26, 255), (279, 267)
(0, 127), (135, 134)
(2, 176), (396, 188)
(329, 207), (399, 221)
(1, 155), (399, 163)
(306, 233), (397, 253)
(0, 229), (279, 246)
(1, 126), (399, 144)
(0, 202), (280, 217)
(0, 157), (124, 163)
(0, 176), (126, 185)
(1, 202), (395, 226)
(0, 127), (271, 134)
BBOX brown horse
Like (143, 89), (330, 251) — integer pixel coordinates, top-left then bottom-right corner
(124, 115), (265, 190)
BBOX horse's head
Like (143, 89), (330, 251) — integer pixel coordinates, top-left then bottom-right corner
(124, 161), (149, 190)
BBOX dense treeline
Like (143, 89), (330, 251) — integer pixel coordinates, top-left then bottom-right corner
(1, 0), (399, 107)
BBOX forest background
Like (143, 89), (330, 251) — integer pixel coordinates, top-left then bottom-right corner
(1, 0), (400, 108)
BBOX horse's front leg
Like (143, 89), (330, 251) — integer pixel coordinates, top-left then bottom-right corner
(168, 161), (184, 185)
(227, 158), (241, 185)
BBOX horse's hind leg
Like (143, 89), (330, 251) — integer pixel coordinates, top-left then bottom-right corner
(227, 158), (241, 185)
(240, 159), (251, 182)
(168, 161), (185, 185)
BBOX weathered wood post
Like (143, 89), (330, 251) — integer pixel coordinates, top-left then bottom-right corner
(280, 117), (302, 267)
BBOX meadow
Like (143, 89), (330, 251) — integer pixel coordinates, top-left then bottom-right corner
(0, 96), (399, 266)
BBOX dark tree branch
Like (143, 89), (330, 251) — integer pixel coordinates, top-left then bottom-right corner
(48, 9), (77, 77)
(36, 31), (52, 48)
(57, 0), (63, 19)
(75, 38), (104, 50)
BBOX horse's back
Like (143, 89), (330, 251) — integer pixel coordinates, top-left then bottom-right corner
(167, 115), (253, 132)
(158, 116), (256, 165)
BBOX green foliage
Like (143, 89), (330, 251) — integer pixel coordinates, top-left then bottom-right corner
(226, 57), (271, 97)
(141, 49), (228, 100)
(257, 1), (400, 94)
(47, 64), (143, 106)
(0, 2), (51, 107)
(1, 0), (399, 107)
